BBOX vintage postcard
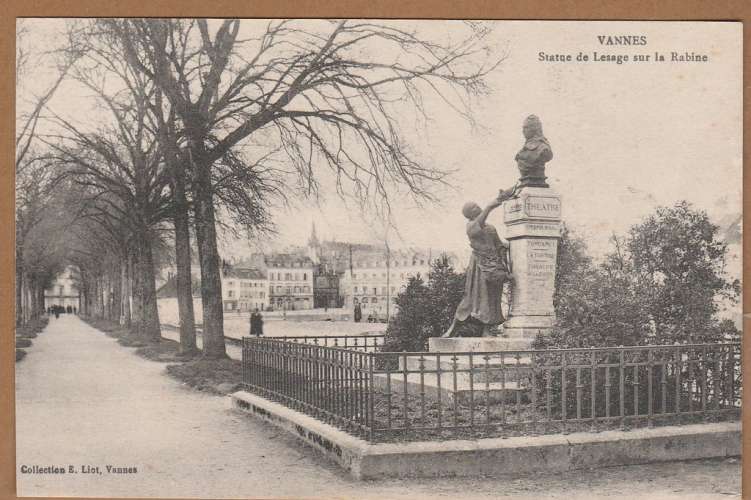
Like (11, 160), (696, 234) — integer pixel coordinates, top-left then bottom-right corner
(14, 19), (742, 499)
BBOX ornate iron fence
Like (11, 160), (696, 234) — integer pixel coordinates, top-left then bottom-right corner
(267, 334), (385, 352)
(242, 337), (376, 437)
(242, 338), (741, 443)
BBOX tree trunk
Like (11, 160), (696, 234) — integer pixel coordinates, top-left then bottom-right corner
(109, 270), (116, 320)
(33, 283), (42, 319)
(79, 276), (86, 316)
(16, 235), (25, 325)
(88, 280), (94, 316)
(97, 278), (105, 318)
(130, 246), (144, 338)
(91, 278), (99, 317)
(23, 277), (32, 323)
(29, 282), (38, 320)
(173, 168), (197, 355)
(192, 160), (226, 359)
(101, 276), (108, 319)
(136, 232), (161, 342)
(121, 258), (131, 327)
(100, 277), (106, 318)
(111, 262), (122, 322)
(81, 272), (91, 317)
(16, 254), (24, 326)
(37, 286), (45, 319)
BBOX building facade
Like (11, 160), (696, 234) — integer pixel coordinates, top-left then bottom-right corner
(44, 266), (80, 310)
(266, 254), (315, 311)
(222, 266), (269, 312)
(340, 249), (444, 321)
(203, 224), (456, 318)
(313, 272), (341, 308)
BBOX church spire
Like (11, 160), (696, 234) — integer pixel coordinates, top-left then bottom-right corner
(309, 222), (320, 247)
(308, 222), (320, 264)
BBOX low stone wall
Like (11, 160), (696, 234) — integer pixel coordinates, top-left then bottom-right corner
(230, 391), (369, 477)
(230, 391), (741, 480)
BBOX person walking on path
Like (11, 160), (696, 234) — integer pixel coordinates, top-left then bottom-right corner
(250, 308), (264, 337)
(353, 302), (362, 323)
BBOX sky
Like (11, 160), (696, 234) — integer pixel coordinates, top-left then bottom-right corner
(18, 20), (743, 261)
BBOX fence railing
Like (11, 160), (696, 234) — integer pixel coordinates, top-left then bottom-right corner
(241, 338), (741, 443)
(266, 334), (385, 353)
(242, 337), (376, 437)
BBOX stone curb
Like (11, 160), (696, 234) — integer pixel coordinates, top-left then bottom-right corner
(229, 390), (741, 480)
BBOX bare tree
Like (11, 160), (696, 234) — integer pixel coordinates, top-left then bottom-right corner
(149, 87), (199, 354)
(107, 18), (501, 358)
(15, 167), (72, 322)
(44, 46), (171, 342)
(15, 20), (77, 324)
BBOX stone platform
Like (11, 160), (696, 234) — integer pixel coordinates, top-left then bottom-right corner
(428, 336), (536, 352)
(400, 354), (531, 383)
(372, 370), (526, 405)
(382, 337), (536, 403)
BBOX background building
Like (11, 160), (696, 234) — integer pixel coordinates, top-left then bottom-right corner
(313, 272), (341, 309)
(266, 254), (315, 310)
(340, 249), (452, 320)
(156, 224), (456, 319)
(221, 265), (269, 312)
(44, 266), (80, 310)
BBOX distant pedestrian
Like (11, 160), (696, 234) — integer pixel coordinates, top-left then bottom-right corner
(354, 302), (362, 323)
(73, 306), (77, 314)
(250, 308), (264, 337)
(54, 307), (60, 319)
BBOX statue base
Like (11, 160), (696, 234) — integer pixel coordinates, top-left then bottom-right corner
(501, 185), (562, 345)
(428, 336), (535, 353)
(381, 337), (532, 403)
(501, 316), (552, 348)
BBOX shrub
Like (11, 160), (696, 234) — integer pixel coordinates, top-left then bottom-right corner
(383, 256), (466, 351)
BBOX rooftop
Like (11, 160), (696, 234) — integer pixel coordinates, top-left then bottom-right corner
(224, 267), (266, 280)
(265, 253), (315, 268)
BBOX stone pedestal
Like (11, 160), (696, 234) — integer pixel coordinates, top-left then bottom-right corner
(381, 337), (532, 404)
(501, 186), (562, 346)
(428, 337), (534, 353)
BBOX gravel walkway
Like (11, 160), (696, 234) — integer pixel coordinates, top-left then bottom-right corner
(15, 315), (741, 499)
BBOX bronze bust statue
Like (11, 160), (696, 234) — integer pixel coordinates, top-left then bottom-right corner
(515, 115), (553, 188)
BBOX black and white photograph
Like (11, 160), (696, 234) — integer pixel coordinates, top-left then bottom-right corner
(13, 18), (742, 499)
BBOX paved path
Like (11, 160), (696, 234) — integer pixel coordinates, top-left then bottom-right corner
(16, 316), (741, 499)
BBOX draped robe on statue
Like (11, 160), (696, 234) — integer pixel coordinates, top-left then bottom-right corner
(454, 218), (510, 326)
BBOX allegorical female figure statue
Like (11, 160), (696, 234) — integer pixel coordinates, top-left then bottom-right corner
(515, 114), (553, 188)
(443, 189), (515, 337)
